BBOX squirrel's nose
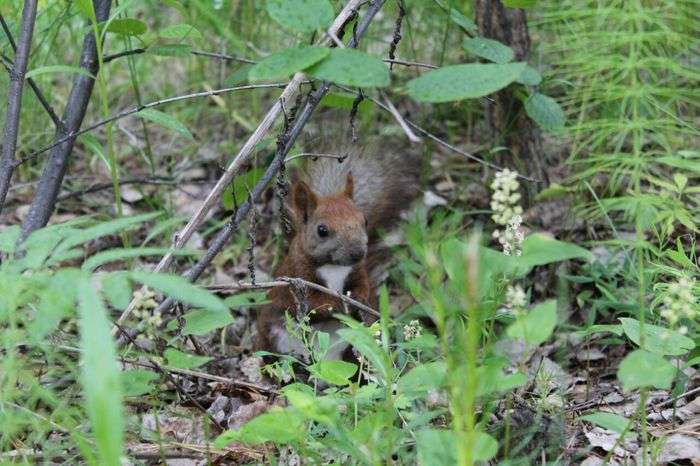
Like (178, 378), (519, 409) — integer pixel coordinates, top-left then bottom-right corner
(349, 247), (366, 263)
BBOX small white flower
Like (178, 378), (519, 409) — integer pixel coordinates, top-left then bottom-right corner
(505, 285), (528, 310)
(660, 277), (696, 326)
(403, 320), (422, 341)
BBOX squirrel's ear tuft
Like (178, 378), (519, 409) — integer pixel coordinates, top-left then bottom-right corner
(344, 173), (354, 199)
(293, 181), (317, 223)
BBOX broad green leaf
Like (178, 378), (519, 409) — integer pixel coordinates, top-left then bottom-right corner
(581, 412), (631, 435)
(249, 47), (329, 81)
(101, 273), (132, 310)
(83, 247), (196, 271)
(463, 37), (514, 64)
(407, 62), (526, 103)
(337, 321), (392, 382)
(282, 384), (338, 425)
(266, 0), (334, 33)
(524, 93), (565, 133)
(55, 212), (160, 254)
(534, 183), (570, 202)
(503, 0), (537, 7)
(26, 65), (94, 79)
(130, 272), (228, 313)
(224, 65), (252, 86)
(221, 168), (265, 210)
(137, 108), (194, 140)
(147, 43), (192, 57)
(619, 318), (695, 356)
(224, 291), (269, 307)
(159, 23), (202, 41)
(74, 0), (95, 18)
(105, 18), (146, 36)
(397, 361), (446, 399)
(30, 268), (80, 340)
(180, 308), (235, 336)
(477, 359), (527, 396)
(122, 369), (158, 397)
(618, 349), (675, 391)
(308, 360), (358, 385)
(77, 276), (124, 466)
(574, 324), (623, 338)
(164, 348), (212, 369)
(214, 408), (304, 447)
(507, 300), (557, 345)
(516, 65), (542, 85)
(449, 8), (477, 33)
(320, 92), (372, 113)
(519, 233), (592, 269)
(307, 48), (390, 88)
(416, 429), (497, 465)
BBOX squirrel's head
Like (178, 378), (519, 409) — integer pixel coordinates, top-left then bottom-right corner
(292, 173), (368, 266)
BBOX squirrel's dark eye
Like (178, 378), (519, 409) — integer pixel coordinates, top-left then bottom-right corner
(317, 224), (329, 238)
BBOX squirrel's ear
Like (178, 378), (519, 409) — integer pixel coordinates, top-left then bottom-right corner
(344, 173), (354, 199)
(293, 181), (317, 223)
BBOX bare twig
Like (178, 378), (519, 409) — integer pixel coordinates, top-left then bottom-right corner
(0, 15), (62, 128)
(0, 1), (38, 213)
(19, 0), (112, 239)
(56, 175), (175, 201)
(283, 152), (347, 163)
(379, 90), (421, 142)
(382, 58), (438, 69)
(103, 47), (256, 65)
(140, 0), (388, 324)
(16, 83), (292, 167)
(209, 279), (381, 318)
(335, 84), (542, 183)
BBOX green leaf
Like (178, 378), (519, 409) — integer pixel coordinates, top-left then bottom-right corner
(266, 0), (334, 33)
(180, 308), (235, 336)
(0, 225), (20, 254)
(129, 272), (227, 313)
(164, 348), (212, 369)
(619, 318), (695, 356)
(416, 429), (497, 465)
(524, 93), (565, 133)
(214, 408), (304, 447)
(77, 276), (124, 466)
(503, 0), (537, 7)
(54, 212), (160, 255)
(449, 8), (477, 33)
(122, 369), (158, 397)
(507, 300), (557, 345)
(74, 0), (95, 18)
(397, 361), (446, 399)
(224, 65), (252, 86)
(282, 383), (337, 425)
(221, 168), (265, 210)
(581, 412), (631, 435)
(159, 23), (202, 41)
(105, 18), (147, 36)
(307, 48), (390, 88)
(29, 268), (80, 340)
(147, 43), (192, 57)
(101, 273), (132, 310)
(137, 108), (194, 140)
(307, 360), (358, 386)
(336, 318), (392, 382)
(574, 324), (623, 338)
(249, 47), (329, 81)
(519, 233), (592, 269)
(516, 65), (542, 85)
(26, 65), (94, 79)
(83, 247), (196, 271)
(463, 37), (514, 64)
(407, 62), (526, 103)
(534, 183), (571, 202)
(618, 349), (676, 391)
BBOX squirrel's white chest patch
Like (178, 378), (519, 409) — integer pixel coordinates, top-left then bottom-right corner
(316, 265), (352, 294)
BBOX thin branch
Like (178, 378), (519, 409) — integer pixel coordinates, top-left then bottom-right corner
(383, 58), (438, 69)
(16, 83), (292, 167)
(336, 84), (542, 183)
(209, 279), (381, 318)
(129, 0), (388, 328)
(379, 90), (421, 142)
(0, 14), (62, 128)
(0, 1), (38, 213)
(283, 152), (347, 163)
(18, 0), (113, 240)
(103, 47), (256, 65)
(56, 175), (175, 201)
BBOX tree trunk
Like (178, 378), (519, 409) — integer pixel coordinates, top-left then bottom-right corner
(474, 0), (546, 202)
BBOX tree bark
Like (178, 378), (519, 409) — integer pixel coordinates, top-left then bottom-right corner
(19, 0), (112, 240)
(474, 0), (546, 201)
(0, 0), (38, 213)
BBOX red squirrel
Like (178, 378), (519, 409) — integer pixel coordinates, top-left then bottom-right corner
(256, 142), (420, 361)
